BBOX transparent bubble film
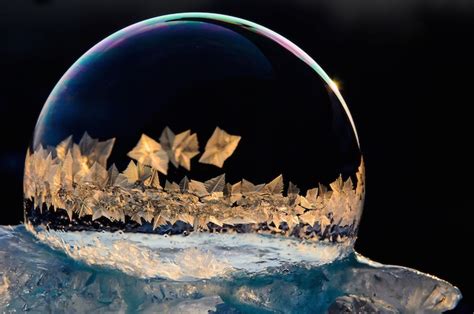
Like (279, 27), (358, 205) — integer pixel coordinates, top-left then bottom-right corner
(24, 13), (364, 273)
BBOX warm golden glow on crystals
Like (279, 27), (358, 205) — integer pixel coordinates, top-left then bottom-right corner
(263, 175), (284, 195)
(82, 162), (108, 188)
(199, 127), (241, 168)
(171, 130), (199, 171)
(160, 127), (200, 171)
(24, 133), (365, 242)
(55, 135), (73, 161)
(127, 134), (169, 175)
(78, 132), (116, 167)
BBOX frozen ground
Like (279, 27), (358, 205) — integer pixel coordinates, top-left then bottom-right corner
(0, 225), (461, 313)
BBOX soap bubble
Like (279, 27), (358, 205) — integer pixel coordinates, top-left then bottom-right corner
(24, 13), (364, 275)
(14, 14), (463, 312)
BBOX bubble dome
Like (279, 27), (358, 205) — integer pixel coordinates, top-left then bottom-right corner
(23, 13), (364, 277)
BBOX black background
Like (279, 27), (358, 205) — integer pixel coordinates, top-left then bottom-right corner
(1, 0), (472, 312)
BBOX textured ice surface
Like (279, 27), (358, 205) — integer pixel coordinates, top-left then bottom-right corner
(26, 223), (351, 280)
(0, 225), (461, 313)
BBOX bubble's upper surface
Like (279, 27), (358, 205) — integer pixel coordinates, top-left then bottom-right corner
(25, 13), (364, 243)
(34, 13), (360, 186)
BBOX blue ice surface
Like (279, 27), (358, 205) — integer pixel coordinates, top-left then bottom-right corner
(0, 225), (461, 313)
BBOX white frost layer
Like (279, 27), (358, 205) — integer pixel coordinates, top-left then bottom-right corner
(27, 224), (352, 281)
(0, 275), (10, 307)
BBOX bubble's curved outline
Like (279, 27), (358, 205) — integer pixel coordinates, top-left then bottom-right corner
(34, 12), (359, 147)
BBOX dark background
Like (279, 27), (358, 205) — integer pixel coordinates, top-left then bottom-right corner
(1, 0), (472, 312)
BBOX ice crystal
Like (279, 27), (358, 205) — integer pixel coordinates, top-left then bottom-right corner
(199, 127), (241, 168)
(127, 134), (169, 175)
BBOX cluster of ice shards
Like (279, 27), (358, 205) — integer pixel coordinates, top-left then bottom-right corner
(127, 126), (241, 173)
(24, 130), (364, 241)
